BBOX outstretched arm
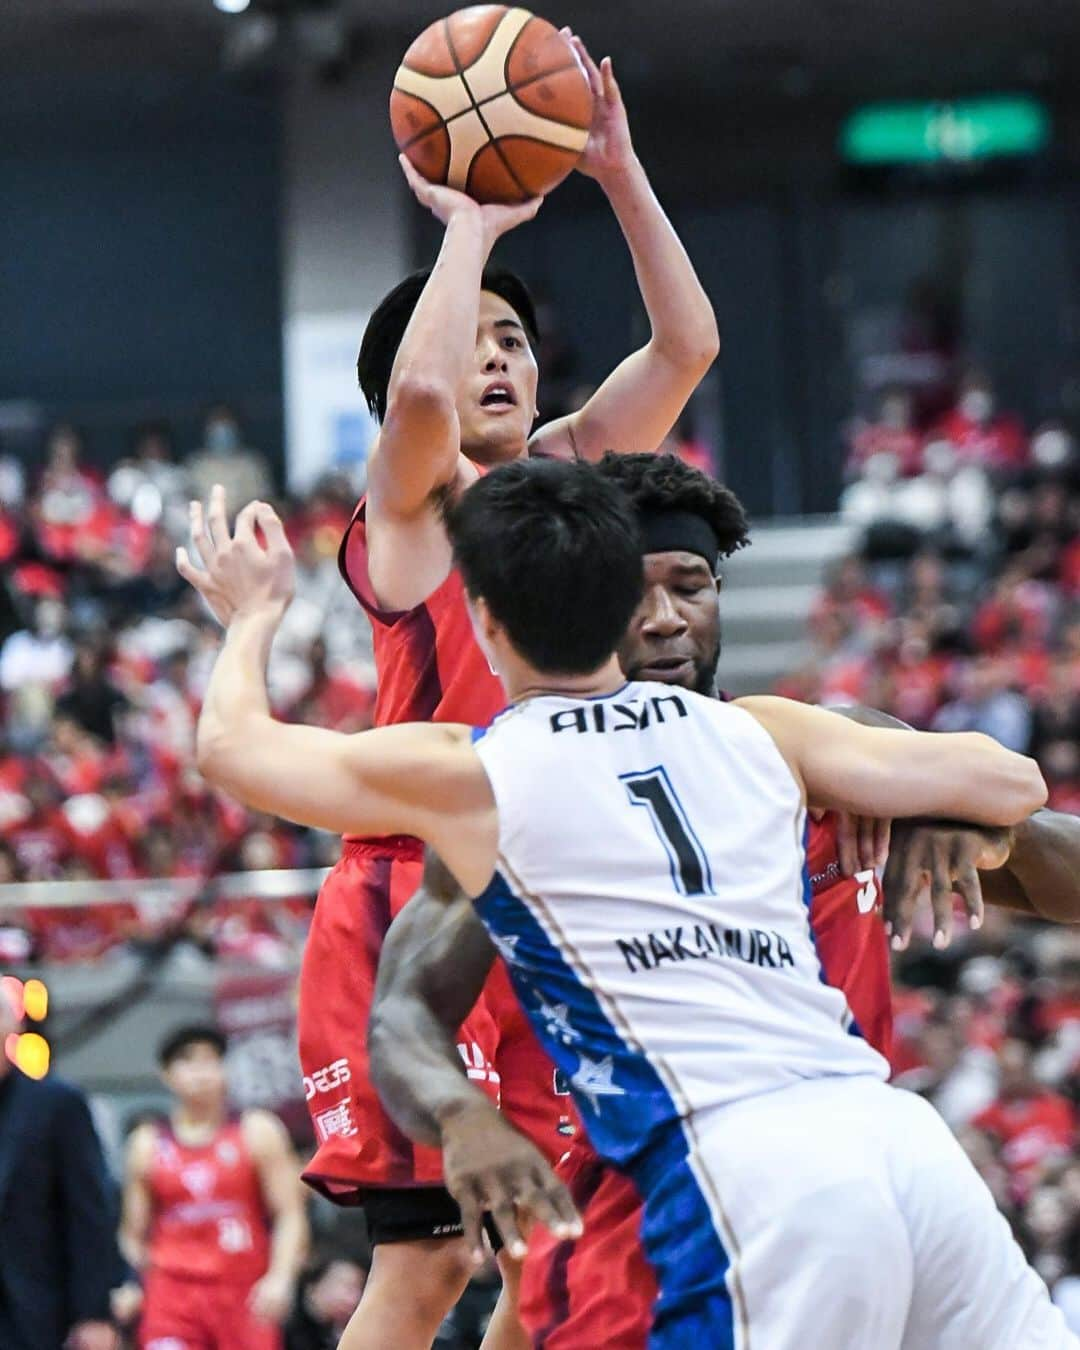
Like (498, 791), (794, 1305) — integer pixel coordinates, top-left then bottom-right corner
(827, 705), (1080, 942)
(178, 490), (490, 878)
(370, 850), (581, 1262)
(739, 695), (1047, 828)
(531, 36), (718, 462)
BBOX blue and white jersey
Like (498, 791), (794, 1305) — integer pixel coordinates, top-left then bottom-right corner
(472, 682), (888, 1166)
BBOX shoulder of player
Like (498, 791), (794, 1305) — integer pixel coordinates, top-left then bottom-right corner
(126, 1120), (160, 1170)
(239, 1108), (290, 1156)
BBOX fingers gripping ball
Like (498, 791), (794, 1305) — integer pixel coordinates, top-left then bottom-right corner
(391, 6), (593, 204)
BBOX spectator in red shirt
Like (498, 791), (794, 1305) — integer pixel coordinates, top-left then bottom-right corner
(848, 386), (924, 479)
(288, 637), (373, 734)
(974, 1037), (1076, 1204)
(934, 369), (1028, 472)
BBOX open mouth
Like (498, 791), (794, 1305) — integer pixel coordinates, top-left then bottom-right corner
(480, 381), (517, 409)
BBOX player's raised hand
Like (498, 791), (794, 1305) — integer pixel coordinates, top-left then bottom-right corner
(176, 485), (295, 628)
(439, 1097), (582, 1263)
(883, 821), (1013, 952)
(562, 31), (635, 181)
(399, 154), (542, 247)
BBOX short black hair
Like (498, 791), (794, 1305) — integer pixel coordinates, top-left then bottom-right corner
(447, 457), (644, 675)
(594, 452), (750, 560)
(357, 267), (539, 423)
(158, 1024), (227, 1067)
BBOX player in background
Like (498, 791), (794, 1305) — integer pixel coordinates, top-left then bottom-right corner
(119, 1026), (308, 1350)
(183, 29), (717, 1350)
(178, 461), (1060, 1347)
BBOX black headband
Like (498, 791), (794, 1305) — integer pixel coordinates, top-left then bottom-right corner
(637, 508), (720, 571)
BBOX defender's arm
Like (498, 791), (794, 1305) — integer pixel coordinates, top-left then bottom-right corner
(739, 695), (1047, 828)
(370, 850), (581, 1261)
(180, 495), (487, 864)
(369, 849), (497, 1147)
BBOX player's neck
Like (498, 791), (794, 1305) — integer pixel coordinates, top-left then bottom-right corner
(507, 655), (628, 704)
(172, 1101), (227, 1142)
(462, 438), (528, 468)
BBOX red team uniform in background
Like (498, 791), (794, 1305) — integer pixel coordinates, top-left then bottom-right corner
(298, 502), (568, 1202)
(139, 1118), (278, 1350)
(520, 811), (893, 1348)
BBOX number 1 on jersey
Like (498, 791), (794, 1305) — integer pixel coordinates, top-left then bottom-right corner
(621, 765), (713, 896)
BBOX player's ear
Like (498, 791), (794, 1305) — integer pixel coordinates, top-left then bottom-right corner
(465, 595), (501, 677)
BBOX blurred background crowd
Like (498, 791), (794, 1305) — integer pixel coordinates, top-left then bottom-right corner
(3, 0), (1080, 1343)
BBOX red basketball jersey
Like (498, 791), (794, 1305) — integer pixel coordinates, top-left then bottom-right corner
(338, 501), (504, 849)
(146, 1117), (271, 1284)
(805, 812), (893, 1059)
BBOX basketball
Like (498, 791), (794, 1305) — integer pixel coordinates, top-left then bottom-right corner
(390, 6), (594, 205)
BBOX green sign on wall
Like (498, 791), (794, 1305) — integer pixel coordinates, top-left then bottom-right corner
(841, 96), (1050, 165)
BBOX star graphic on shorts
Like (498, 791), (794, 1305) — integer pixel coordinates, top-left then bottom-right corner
(570, 1053), (625, 1113)
(490, 931), (523, 966)
(536, 998), (581, 1045)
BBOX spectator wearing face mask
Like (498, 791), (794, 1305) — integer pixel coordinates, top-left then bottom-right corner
(934, 370), (1029, 472)
(186, 405), (272, 508)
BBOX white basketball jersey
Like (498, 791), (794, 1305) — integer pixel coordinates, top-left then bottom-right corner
(472, 682), (888, 1164)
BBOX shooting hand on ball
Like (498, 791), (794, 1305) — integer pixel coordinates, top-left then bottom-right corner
(399, 155), (542, 248)
(562, 32), (635, 181)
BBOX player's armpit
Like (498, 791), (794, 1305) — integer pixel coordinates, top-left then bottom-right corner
(737, 695), (1047, 828)
(364, 460), (476, 612)
(369, 851), (497, 1149)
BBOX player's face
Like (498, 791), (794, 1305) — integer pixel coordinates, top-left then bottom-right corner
(618, 551), (721, 695)
(456, 291), (539, 463)
(163, 1043), (227, 1106)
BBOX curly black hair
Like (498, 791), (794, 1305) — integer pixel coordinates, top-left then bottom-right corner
(595, 451), (750, 559)
(357, 266), (539, 424)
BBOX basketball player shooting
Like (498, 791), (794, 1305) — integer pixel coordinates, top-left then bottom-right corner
(178, 460), (1066, 1347)
(193, 22), (718, 1350)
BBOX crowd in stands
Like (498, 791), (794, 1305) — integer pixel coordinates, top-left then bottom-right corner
(1, 366), (1078, 1340)
(0, 411), (374, 967)
(795, 366), (1080, 1326)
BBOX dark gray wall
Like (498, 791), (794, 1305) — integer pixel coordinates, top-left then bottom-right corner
(0, 71), (283, 472)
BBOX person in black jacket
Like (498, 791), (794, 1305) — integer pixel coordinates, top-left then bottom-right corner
(0, 983), (120, 1350)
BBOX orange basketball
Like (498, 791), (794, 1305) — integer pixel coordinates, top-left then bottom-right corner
(390, 6), (593, 205)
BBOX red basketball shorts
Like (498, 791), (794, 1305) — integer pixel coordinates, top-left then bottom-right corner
(299, 838), (571, 1202)
(299, 839), (501, 1199)
(519, 1142), (656, 1349)
(139, 1270), (281, 1350)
